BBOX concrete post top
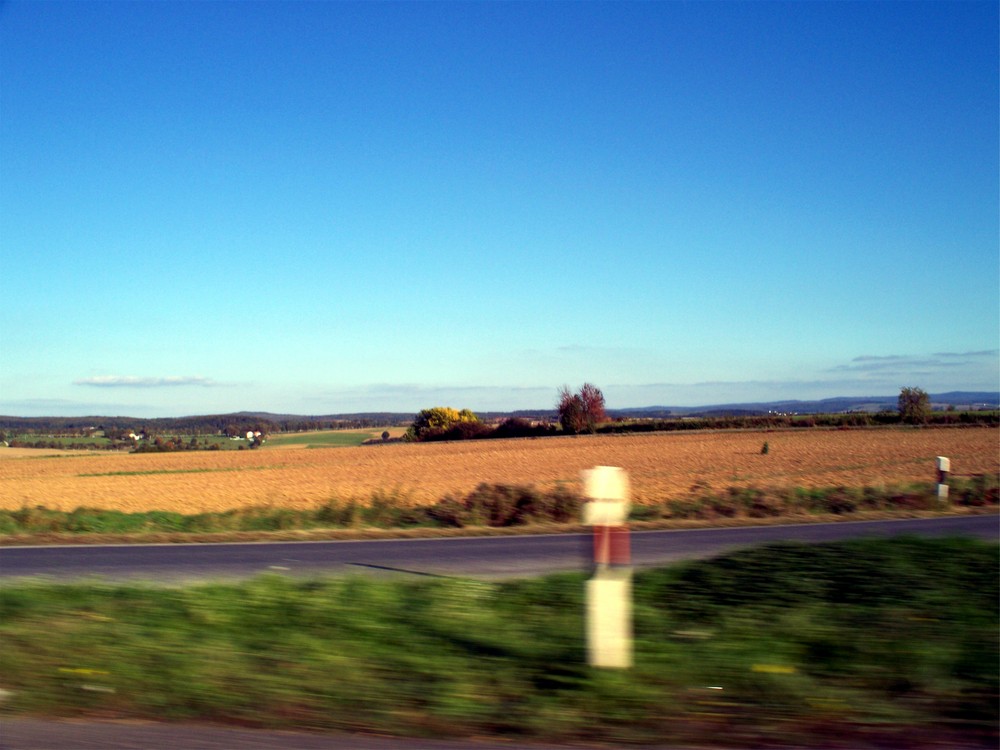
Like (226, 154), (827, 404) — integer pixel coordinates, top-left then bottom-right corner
(582, 465), (629, 501)
(582, 466), (631, 526)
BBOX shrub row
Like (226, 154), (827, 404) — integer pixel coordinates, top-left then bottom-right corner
(0, 475), (995, 537)
(413, 417), (557, 442)
(632, 474), (998, 521)
(600, 411), (998, 434)
(6, 439), (116, 450)
(407, 412), (998, 443)
(0, 483), (584, 536)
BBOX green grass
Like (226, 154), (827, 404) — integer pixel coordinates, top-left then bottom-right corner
(51, 436), (112, 447)
(265, 429), (388, 449)
(0, 538), (995, 746)
(133, 435), (241, 451)
(5, 434), (241, 451)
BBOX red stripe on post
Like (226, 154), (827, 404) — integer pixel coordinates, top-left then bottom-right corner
(610, 526), (631, 566)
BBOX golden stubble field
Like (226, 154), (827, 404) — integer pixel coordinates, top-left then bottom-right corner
(1, 428), (997, 514)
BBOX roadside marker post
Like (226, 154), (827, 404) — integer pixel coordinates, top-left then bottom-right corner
(582, 466), (632, 669)
(936, 456), (950, 502)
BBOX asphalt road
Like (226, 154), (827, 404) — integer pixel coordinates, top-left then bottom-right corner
(1, 515), (996, 583)
(2, 717), (988, 750)
(0, 717), (655, 750)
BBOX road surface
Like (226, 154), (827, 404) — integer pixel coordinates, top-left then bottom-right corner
(1, 717), (676, 750)
(1, 515), (995, 583)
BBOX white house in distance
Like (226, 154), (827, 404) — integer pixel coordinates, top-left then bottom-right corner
(233, 430), (265, 443)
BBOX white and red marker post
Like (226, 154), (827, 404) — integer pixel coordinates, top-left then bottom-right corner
(936, 456), (950, 502)
(582, 465), (633, 668)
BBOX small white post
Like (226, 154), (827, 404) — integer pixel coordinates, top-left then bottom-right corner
(582, 466), (632, 669)
(936, 456), (951, 502)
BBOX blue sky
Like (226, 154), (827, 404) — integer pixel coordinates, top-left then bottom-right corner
(2, 1), (997, 417)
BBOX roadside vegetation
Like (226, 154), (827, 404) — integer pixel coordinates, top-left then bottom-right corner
(1, 475), (995, 543)
(1, 537), (995, 747)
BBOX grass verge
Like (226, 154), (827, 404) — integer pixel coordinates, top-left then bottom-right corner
(0, 537), (996, 747)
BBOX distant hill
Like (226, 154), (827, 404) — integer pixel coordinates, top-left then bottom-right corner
(612, 392), (1000, 419)
(0, 412), (415, 434)
(1, 392), (996, 432)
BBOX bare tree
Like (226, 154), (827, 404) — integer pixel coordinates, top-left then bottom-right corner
(557, 383), (607, 434)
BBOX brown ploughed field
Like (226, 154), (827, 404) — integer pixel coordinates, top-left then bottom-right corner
(1, 428), (996, 514)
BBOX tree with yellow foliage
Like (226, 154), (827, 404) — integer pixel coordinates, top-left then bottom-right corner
(406, 407), (479, 441)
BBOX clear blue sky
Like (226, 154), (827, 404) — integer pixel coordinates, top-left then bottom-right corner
(2, 1), (997, 417)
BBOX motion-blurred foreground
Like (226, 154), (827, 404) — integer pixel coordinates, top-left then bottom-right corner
(1, 537), (996, 747)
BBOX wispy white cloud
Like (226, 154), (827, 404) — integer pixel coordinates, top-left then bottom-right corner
(849, 355), (909, 363)
(74, 375), (219, 388)
(932, 350), (999, 359)
(829, 350), (999, 376)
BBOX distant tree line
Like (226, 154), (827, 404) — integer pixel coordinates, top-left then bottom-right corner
(0, 413), (413, 438)
(4, 438), (118, 451)
(598, 410), (997, 434)
(402, 385), (997, 444)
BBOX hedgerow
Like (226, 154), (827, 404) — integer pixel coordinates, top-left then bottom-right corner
(0, 475), (995, 538)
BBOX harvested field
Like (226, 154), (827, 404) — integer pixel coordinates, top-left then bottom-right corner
(0, 428), (996, 514)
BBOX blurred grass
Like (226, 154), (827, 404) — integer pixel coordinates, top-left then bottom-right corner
(1, 475), (996, 539)
(1, 537), (996, 746)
